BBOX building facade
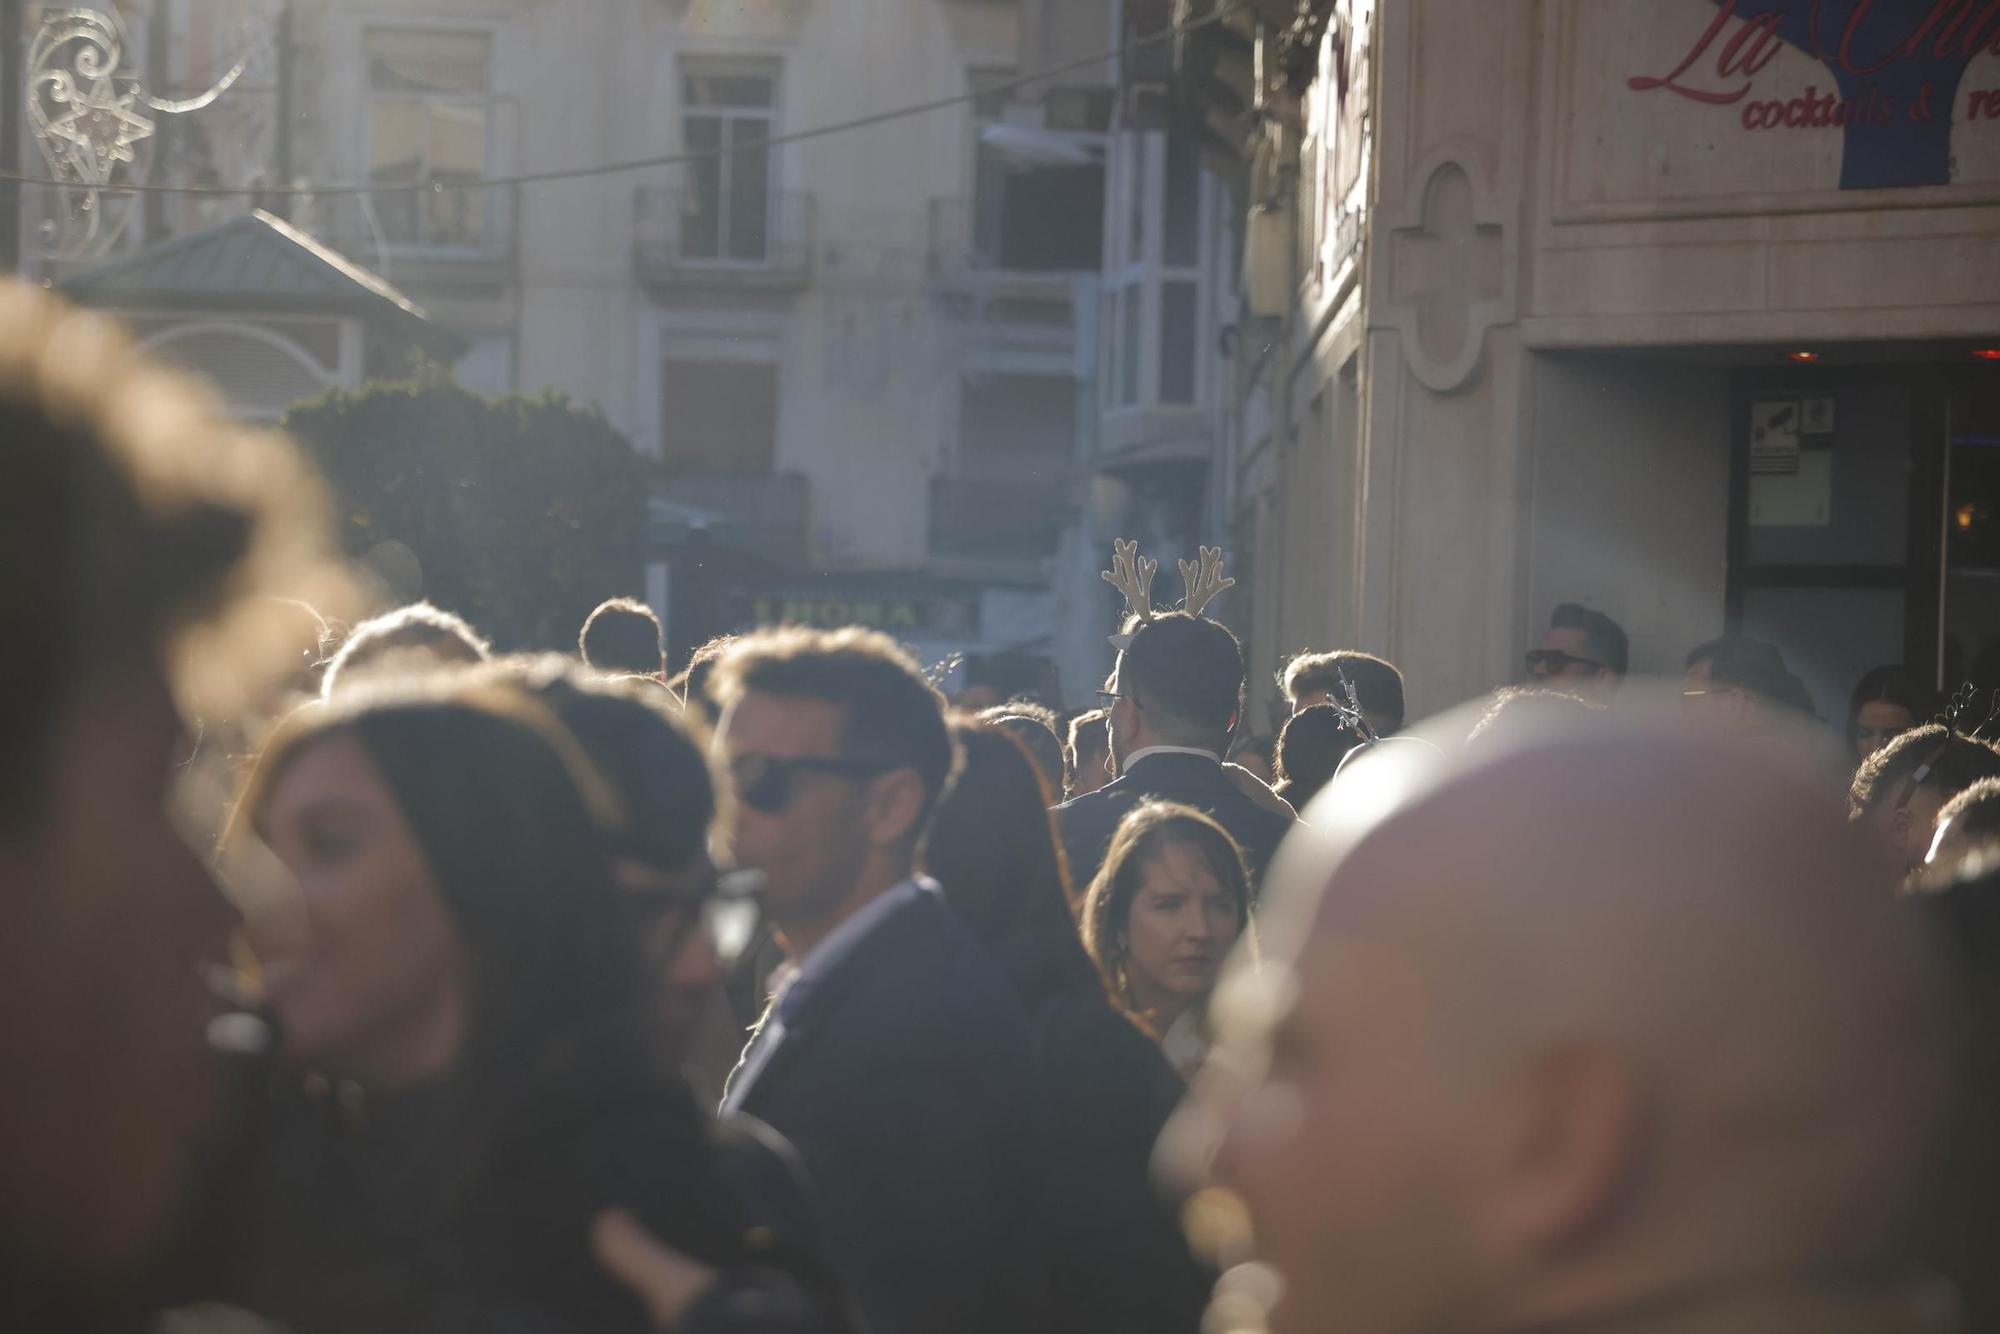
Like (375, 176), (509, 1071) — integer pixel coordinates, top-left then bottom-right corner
(20, 0), (1123, 692)
(1166, 0), (2000, 724)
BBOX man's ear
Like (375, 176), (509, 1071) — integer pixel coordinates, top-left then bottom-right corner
(1481, 1045), (1639, 1257)
(862, 767), (927, 850)
(1889, 803), (1914, 846)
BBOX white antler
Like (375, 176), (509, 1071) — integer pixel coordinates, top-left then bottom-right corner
(1101, 538), (1158, 625)
(1178, 546), (1236, 619)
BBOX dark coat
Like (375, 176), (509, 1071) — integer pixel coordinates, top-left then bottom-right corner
(1057, 751), (1295, 893)
(1031, 992), (1210, 1334)
(725, 883), (1046, 1334)
(166, 1040), (854, 1334)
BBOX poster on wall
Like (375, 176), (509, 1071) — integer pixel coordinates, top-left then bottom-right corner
(1749, 398), (1833, 526)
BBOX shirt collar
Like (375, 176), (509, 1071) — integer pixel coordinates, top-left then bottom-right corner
(1123, 744), (1223, 769)
(780, 876), (934, 1022)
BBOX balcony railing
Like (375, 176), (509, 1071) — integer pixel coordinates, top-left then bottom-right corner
(635, 187), (814, 292)
(308, 185), (519, 290)
(659, 471), (812, 568)
(929, 474), (1075, 561)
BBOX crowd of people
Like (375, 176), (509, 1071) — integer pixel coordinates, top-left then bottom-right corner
(7, 276), (2000, 1334)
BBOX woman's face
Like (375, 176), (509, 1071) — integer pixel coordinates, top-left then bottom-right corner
(1854, 700), (1917, 762)
(255, 734), (468, 1086)
(611, 855), (722, 1068)
(1122, 840), (1241, 1014)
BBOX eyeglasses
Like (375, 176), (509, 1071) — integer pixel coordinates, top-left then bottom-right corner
(1095, 689), (1126, 709)
(729, 752), (897, 815)
(1525, 648), (1607, 676)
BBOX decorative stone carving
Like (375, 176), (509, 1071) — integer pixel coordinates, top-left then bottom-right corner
(1382, 143), (1517, 392)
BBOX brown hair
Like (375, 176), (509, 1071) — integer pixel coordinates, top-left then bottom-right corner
(0, 281), (346, 827)
(1080, 801), (1252, 1008)
(711, 626), (959, 830)
(579, 597), (665, 677)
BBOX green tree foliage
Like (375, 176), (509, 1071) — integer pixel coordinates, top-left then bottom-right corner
(284, 365), (647, 651)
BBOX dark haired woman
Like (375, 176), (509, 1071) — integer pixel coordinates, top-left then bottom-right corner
(1848, 664), (1941, 766)
(175, 684), (847, 1334)
(1081, 801), (1252, 1079)
(925, 720), (1208, 1334)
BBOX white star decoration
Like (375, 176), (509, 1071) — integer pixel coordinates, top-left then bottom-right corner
(46, 82), (156, 174)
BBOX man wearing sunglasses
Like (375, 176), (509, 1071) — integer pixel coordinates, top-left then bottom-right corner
(1524, 603), (1628, 702)
(709, 627), (1044, 1334)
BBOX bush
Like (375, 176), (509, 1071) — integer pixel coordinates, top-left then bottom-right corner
(284, 366), (647, 651)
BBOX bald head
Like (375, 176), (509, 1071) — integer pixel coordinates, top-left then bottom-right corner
(1182, 703), (1959, 1334)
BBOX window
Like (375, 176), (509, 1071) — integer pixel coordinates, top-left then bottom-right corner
(367, 29), (491, 250)
(961, 373), (1076, 469)
(967, 68), (1103, 272)
(1105, 129), (1206, 411)
(662, 358), (777, 474)
(1160, 281), (1197, 404)
(681, 67), (776, 263)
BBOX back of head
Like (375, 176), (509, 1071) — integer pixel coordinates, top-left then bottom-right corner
(1851, 724), (2000, 820)
(1123, 613), (1248, 749)
(1903, 849), (2000, 1333)
(321, 601), (491, 698)
(670, 634), (736, 726)
(1466, 685), (1607, 749)
(1550, 603), (1630, 676)
(0, 282), (339, 828)
(712, 626), (956, 826)
(482, 655), (716, 873)
(1282, 650), (1406, 732)
(580, 597), (665, 678)
(1275, 705), (1359, 808)
(1687, 635), (1815, 717)
(1069, 708), (1108, 758)
(926, 721), (1101, 1009)
(978, 703), (1065, 801)
(1931, 778), (2000, 871)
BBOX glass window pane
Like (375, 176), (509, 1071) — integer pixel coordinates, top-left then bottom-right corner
(1161, 281), (1198, 404)
(684, 73), (775, 110)
(1165, 133), (1200, 267)
(727, 121), (770, 261)
(367, 30), (489, 96)
(1128, 134), (1147, 261)
(1120, 283), (1142, 406)
(682, 117), (723, 258)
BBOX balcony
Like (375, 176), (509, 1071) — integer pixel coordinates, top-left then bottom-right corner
(310, 186), (519, 293)
(928, 196), (1097, 311)
(929, 474), (1076, 564)
(635, 187), (814, 294)
(658, 471), (812, 568)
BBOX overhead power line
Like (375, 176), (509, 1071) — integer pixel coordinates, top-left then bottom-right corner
(0, 2), (1244, 198)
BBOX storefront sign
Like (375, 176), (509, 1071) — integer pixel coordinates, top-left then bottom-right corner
(735, 590), (978, 637)
(1628, 0), (2000, 189)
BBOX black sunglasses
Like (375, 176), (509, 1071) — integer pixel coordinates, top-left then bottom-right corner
(1525, 648), (1607, 675)
(730, 753), (897, 815)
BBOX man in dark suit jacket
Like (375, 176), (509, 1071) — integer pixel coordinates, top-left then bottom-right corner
(710, 627), (1046, 1334)
(1060, 613), (1295, 892)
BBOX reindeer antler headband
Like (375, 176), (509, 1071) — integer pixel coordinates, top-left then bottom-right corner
(1102, 539), (1236, 651)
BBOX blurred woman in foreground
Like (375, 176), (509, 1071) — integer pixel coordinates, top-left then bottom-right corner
(925, 719), (1208, 1334)
(177, 681), (847, 1334)
(1081, 802), (1252, 1079)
